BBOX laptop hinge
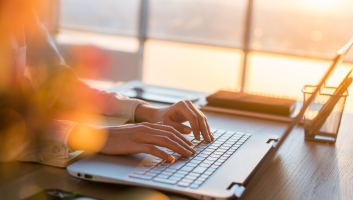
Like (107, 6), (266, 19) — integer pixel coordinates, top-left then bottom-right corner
(229, 183), (246, 199)
(266, 137), (279, 147)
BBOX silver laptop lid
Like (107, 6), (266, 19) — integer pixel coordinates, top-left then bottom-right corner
(274, 37), (353, 151)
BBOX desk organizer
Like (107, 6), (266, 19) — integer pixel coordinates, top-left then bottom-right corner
(302, 85), (348, 143)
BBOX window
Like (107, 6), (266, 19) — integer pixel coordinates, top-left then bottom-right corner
(60, 0), (140, 36)
(143, 0), (247, 92)
(250, 0), (353, 61)
(57, 0), (353, 113)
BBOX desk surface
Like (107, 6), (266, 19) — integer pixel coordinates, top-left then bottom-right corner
(1, 81), (353, 200)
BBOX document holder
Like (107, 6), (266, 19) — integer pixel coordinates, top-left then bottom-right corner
(302, 85), (348, 143)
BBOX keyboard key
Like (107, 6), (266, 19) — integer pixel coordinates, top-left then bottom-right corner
(200, 151), (212, 155)
(178, 181), (192, 187)
(180, 166), (194, 172)
(207, 167), (216, 172)
(203, 148), (215, 152)
(198, 154), (208, 158)
(199, 163), (211, 168)
(145, 172), (158, 176)
(207, 157), (218, 161)
(193, 166), (208, 174)
(190, 184), (200, 189)
(220, 155), (229, 159)
(149, 169), (163, 174)
(133, 171), (146, 175)
(170, 162), (185, 169)
(209, 165), (218, 169)
(157, 175), (170, 179)
(188, 172), (201, 177)
(185, 163), (198, 168)
(175, 170), (188, 175)
(160, 163), (172, 167)
(189, 159), (202, 164)
(200, 174), (210, 179)
(221, 135), (231, 139)
(139, 175), (154, 180)
(165, 169), (177, 173)
(202, 160), (214, 164)
(161, 171), (173, 176)
(172, 173), (186, 178)
(207, 146), (218, 150)
(197, 177), (207, 182)
(155, 167), (167, 171)
(211, 153), (222, 156)
(218, 158), (227, 163)
(194, 147), (204, 151)
(213, 162), (222, 166)
(204, 171), (213, 175)
(184, 176), (197, 181)
(194, 180), (204, 185)
(194, 156), (206, 161)
(153, 178), (177, 185)
(169, 176), (182, 181)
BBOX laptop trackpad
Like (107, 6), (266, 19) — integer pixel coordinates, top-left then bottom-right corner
(67, 153), (149, 182)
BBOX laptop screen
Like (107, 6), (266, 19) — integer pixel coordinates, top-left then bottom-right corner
(274, 37), (353, 151)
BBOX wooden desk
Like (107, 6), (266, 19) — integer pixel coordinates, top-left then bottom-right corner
(1, 82), (353, 200)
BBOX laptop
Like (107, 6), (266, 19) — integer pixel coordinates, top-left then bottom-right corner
(67, 38), (353, 200)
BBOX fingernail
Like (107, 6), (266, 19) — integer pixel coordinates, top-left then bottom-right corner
(190, 148), (196, 154)
(186, 150), (193, 156)
(157, 121), (163, 124)
(184, 127), (192, 134)
(168, 155), (175, 162)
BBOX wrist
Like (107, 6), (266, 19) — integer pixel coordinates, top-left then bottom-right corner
(135, 103), (158, 123)
(68, 124), (108, 152)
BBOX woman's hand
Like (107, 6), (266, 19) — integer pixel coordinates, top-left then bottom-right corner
(68, 122), (196, 162)
(135, 100), (214, 142)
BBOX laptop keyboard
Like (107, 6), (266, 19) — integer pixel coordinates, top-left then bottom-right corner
(129, 129), (251, 189)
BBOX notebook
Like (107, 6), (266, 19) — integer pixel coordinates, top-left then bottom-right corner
(201, 91), (301, 123)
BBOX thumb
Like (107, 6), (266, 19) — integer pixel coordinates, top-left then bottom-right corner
(165, 121), (193, 135)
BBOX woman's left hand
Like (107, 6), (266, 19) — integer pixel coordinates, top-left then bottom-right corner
(135, 100), (214, 142)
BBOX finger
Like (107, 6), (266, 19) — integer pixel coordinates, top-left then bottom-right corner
(140, 123), (195, 153)
(136, 132), (193, 157)
(174, 101), (201, 140)
(175, 114), (187, 123)
(142, 122), (193, 146)
(166, 121), (192, 135)
(205, 117), (214, 141)
(137, 144), (175, 162)
(185, 100), (212, 142)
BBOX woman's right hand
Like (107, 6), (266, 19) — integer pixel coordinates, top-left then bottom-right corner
(68, 122), (196, 162)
